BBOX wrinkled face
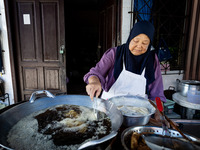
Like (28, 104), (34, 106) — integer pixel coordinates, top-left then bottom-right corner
(129, 34), (150, 56)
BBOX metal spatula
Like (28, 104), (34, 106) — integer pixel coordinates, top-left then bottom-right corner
(93, 99), (99, 120)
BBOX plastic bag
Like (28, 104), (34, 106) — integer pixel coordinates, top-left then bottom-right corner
(157, 38), (172, 62)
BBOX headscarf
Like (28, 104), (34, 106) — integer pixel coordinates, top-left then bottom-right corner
(113, 21), (155, 94)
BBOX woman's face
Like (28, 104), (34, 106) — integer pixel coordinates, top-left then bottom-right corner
(129, 34), (150, 56)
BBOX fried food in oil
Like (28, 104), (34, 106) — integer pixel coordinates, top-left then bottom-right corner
(64, 110), (79, 118)
(130, 132), (151, 150)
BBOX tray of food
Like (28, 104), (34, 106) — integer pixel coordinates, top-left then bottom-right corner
(121, 126), (200, 150)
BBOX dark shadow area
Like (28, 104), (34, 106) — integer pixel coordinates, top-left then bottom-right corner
(64, 0), (106, 95)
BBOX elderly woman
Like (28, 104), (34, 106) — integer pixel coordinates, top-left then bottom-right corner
(83, 21), (166, 106)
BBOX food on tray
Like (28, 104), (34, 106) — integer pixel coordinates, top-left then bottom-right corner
(130, 132), (140, 149)
(130, 132), (151, 150)
(117, 105), (149, 115)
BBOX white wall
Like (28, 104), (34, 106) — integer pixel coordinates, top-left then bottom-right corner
(121, 0), (132, 44)
(162, 71), (183, 91)
(0, 1), (14, 105)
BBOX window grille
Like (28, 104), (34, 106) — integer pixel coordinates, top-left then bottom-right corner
(133, 0), (189, 74)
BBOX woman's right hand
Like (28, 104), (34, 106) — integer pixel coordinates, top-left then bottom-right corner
(86, 76), (102, 100)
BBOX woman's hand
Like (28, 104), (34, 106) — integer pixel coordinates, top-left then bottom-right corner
(86, 76), (102, 100)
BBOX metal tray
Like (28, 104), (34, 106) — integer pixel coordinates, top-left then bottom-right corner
(121, 126), (200, 150)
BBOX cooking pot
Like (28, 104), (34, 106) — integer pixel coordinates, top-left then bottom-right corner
(109, 95), (156, 127)
(176, 79), (200, 97)
(164, 86), (176, 100)
(0, 90), (123, 150)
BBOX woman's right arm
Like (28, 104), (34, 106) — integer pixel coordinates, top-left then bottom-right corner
(86, 76), (102, 100)
(83, 47), (116, 99)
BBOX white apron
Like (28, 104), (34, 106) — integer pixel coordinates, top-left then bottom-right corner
(101, 58), (147, 100)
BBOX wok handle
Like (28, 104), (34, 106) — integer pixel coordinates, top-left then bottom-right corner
(29, 90), (55, 103)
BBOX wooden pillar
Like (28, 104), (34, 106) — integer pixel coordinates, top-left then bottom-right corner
(184, 0), (200, 80)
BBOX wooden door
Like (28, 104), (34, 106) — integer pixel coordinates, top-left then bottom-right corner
(98, 0), (120, 58)
(10, 0), (66, 101)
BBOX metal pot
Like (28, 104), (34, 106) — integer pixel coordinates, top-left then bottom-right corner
(177, 79), (200, 97)
(164, 86), (176, 100)
(0, 91), (123, 150)
(109, 95), (156, 127)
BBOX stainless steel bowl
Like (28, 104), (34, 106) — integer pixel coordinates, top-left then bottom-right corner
(109, 96), (156, 127)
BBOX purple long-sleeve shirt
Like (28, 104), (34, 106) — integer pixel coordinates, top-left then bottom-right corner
(84, 47), (166, 102)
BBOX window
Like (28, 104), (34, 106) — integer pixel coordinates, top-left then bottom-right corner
(133, 0), (189, 74)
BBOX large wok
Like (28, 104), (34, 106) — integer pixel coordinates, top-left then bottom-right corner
(0, 91), (123, 150)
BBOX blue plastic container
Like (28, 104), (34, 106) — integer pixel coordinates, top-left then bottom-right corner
(187, 88), (200, 104)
